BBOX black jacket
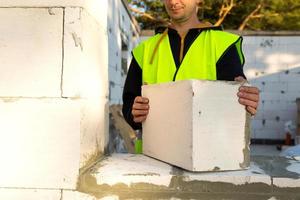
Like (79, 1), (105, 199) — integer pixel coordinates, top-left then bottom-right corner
(122, 27), (246, 130)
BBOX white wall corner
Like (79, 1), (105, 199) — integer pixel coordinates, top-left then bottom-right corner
(63, 7), (108, 99)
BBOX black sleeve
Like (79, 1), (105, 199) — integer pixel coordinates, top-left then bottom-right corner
(122, 56), (143, 130)
(216, 44), (246, 81)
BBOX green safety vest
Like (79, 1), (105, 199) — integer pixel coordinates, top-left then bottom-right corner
(132, 29), (245, 84)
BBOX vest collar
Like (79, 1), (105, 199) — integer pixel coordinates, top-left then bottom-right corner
(155, 22), (222, 34)
(150, 22), (222, 65)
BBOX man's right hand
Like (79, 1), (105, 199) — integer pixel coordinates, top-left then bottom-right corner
(132, 96), (149, 123)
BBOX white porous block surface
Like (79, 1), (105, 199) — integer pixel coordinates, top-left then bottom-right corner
(0, 98), (80, 189)
(63, 7), (83, 98)
(0, 0), (108, 29)
(93, 154), (173, 187)
(273, 177), (300, 188)
(0, 188), (61, 200)
(80, 97), (109, 168)
(63, 7), (108, 99)
(183, 162), (271, 185)
(142, 80), (249, 172)
(0, 8), (63, 97)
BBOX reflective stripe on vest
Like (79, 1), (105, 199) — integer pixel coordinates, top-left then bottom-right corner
(133, 30), (244, 84)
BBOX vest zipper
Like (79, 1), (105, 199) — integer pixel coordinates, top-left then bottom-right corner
(179, 32), (187, 63)
(173, 32), (187, 81)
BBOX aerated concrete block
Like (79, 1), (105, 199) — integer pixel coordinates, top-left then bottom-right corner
(0, 188), (61, 200)
(0, 0), (108, 28)
(0, 8), (63, 97)
(0, 98), (80, 189)
(79, 97), (109, 168)
(142, 80), (250, 172)
(63, 7), (108, 99)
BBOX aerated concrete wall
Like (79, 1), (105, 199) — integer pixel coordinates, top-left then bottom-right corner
(243, 34), (300, 140)
(0, 0), (109, 191)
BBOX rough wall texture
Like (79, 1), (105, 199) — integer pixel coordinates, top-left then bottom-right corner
(63, 7), (109, 168)
(76, 154), (300, 200)
(0, 8), (63, 97)
(0, 2), (109, 190)
(243, 36), (300, 140)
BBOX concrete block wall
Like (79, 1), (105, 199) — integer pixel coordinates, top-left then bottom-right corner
(63, 7), (109, 166)
(76, 154), (300, 199)
(0, 0), (108, 192)
(243, 35), (300, 140)
(107, 0), (139, 105)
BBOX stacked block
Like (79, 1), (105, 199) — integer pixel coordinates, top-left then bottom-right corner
(0, 2), (108, 190)
(243, 36), (300, 140)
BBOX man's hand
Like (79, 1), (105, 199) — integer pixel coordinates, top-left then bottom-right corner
(235, 76), (260, 116)
(132, 96), (149, 123)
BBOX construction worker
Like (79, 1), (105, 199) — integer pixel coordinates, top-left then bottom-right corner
(122, 0), (260, 130)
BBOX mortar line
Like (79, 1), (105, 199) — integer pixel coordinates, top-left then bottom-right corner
(271, 176), (274, 193)
(60, 7), (65, 98)
(78, 189), (285, 197)
(60, 189), (63, 200)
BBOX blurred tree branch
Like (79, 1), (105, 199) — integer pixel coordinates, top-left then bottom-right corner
(214, 0), (235, 26)
(127, 0), (300, 31)
(238, 3), (262, 30)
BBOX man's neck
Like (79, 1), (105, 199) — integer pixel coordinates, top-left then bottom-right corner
(171, 16), (200, 37)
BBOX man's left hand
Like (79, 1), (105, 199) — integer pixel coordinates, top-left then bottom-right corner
(235, 76), (260, 116)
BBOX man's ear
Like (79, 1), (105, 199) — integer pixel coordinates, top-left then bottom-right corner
(196, 0), (204, 7)
(196, 0), (203, 14)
